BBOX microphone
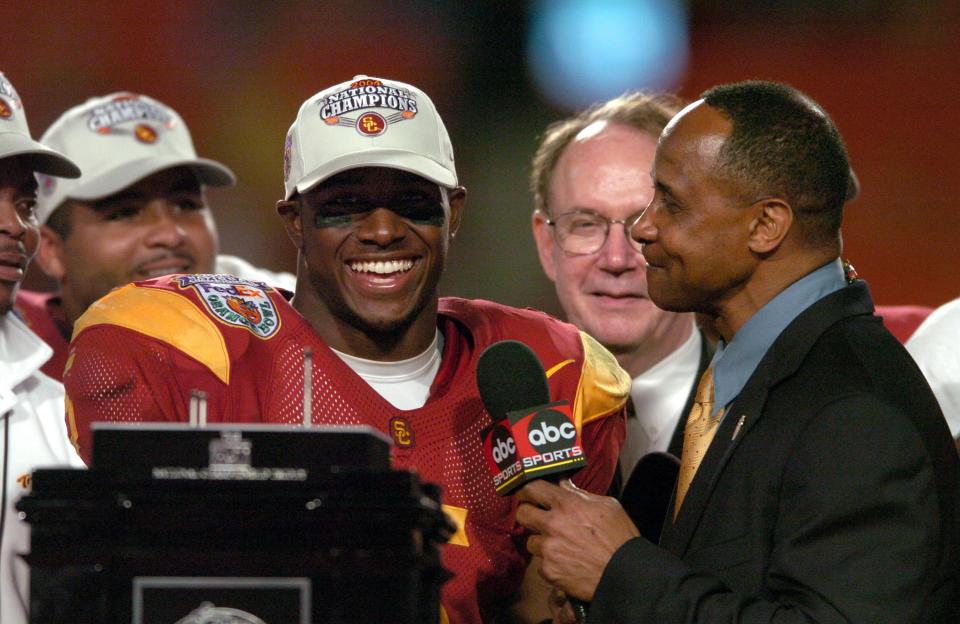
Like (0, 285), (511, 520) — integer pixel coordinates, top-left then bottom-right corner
(619, 452), (680, 544)
(476, 340), (590, 622)
(477, 340), (585, 495)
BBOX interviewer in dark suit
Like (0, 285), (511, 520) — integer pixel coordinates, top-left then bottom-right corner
(515, 81), (959, 623)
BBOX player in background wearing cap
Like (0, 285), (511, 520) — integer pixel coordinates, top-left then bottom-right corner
(0, 72), (85, 624)
(63, 76), (628, 623)
(14, 92), (295, 381)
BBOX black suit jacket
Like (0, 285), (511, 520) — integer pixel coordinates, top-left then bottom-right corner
(591, 280), (960, 623)
(617, 329), (714, 541)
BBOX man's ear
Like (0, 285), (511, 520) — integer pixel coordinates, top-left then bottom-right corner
(747, 198), (792, 255)
(276, 198), (304, 249)
(447, 186), (466, 240)
(35, 224), (67, 280)
(531, 209), (557, 282)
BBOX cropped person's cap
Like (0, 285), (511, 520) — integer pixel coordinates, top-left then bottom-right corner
(0, 72), (80, 178)
(283, 74), (457, 200)
(36, 92), (235, 223)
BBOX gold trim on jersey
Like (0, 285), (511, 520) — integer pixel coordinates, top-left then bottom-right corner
(572, 331), (630, 426)
(441, 504), (469, 547)
(545, 358), (575, 378)
(72, 284), (231, 384)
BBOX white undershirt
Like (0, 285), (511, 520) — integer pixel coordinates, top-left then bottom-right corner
(330, 331), (442, 410)
(619, 322), (702, 489)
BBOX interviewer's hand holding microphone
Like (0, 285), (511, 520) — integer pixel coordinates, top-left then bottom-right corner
(516, 479), (640, 624)
(476, 340), (641, 624)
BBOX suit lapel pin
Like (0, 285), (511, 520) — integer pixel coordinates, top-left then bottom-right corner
(731, 415), (746, 440)
(842, 259), (860, 283)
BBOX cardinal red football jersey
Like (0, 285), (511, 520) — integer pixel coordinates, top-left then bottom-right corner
(65, 274), (628, 623)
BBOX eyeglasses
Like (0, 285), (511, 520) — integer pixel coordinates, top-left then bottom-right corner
(543, 209), (645, 255)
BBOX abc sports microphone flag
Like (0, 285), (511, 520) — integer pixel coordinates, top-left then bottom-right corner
(476, 340), (586, 496)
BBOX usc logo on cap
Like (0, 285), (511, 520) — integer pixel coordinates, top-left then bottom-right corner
(134, 124), (159, 144)
(358, 112), (386, 136)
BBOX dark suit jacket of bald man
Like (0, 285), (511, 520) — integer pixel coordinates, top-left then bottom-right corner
(590, 280), (960, 623)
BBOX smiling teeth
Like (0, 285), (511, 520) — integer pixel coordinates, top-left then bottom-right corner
(350, 259), (414, 274)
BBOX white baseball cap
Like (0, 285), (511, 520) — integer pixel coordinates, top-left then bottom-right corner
(0, 72), (80, 178)
(36, 92), (235, 224)
(283, 75), (457, 200)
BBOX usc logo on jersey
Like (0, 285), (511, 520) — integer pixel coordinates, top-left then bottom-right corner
(390, 417), (414, 448)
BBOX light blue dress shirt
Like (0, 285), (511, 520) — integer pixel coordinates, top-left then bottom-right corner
(711, 258), (848, 416)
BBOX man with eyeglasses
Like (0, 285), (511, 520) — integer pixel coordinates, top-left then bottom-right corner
(531, 92), (713, 540)
(62, 75), (629, 624)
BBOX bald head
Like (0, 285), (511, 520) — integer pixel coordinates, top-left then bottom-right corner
(699, 81), (849, 247)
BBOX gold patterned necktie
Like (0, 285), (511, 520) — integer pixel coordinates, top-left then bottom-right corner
(674, 366), (724, 519)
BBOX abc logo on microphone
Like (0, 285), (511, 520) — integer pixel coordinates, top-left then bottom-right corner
(491, 432), (516, 464)
(482, 421), (524, 490)
(515, 405), (577, 453)
(481, 401), (585, 496)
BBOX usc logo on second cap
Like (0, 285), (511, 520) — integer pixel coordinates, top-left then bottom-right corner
(134, 124), (159, 144)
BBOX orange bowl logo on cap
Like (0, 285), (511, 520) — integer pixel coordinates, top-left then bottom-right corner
(0, 98), (12, 120)
(357, 112), (386, 136)
(134, 124), (159, 144)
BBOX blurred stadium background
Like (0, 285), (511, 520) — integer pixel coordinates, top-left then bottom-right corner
(7, 0), (959, 316)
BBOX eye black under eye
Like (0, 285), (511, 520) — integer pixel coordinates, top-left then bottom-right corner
(312, 197), (369, 227)
(313, 210), (357, 228)
(393, 201), (445, 226)
(310, 195), (445, 228)
(319, 197), (372, 214)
